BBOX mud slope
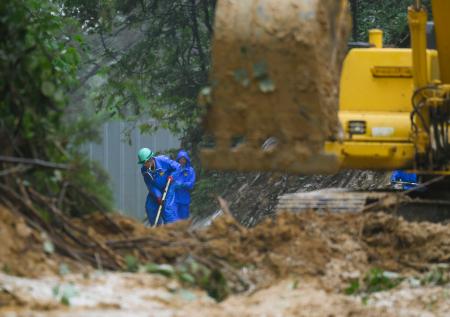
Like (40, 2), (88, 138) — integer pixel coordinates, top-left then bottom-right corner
(0, 206), (83, 278)
(192, 170), (390, 226)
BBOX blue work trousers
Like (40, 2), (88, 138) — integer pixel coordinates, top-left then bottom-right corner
(177, 203), (190, 220)
(145, 188), (178, 226)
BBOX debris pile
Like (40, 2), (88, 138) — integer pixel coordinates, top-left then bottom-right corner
(3, 203), (450, 316)
(5, 202), (450, 285)
(0, 206), (67, 277)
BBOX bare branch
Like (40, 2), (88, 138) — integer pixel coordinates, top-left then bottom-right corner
(0, 165), (31, 177)
(0, 155), (69, 169)
(202, 0), (213, 36)
(190, 0), (207, 74)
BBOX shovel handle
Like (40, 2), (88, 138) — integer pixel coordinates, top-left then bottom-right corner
(153, 177), (172, 227)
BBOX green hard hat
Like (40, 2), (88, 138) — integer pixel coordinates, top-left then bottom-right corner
(137, 147), (154, 164)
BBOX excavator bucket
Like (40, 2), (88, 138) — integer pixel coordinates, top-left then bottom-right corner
(200, 0), (351, 174)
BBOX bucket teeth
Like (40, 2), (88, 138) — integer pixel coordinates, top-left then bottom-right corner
(200, 147), (339, 174)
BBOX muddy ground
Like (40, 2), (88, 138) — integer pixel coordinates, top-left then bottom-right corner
(2, 202), (450, 316)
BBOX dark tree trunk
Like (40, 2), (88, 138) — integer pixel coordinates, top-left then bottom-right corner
(350, 0), (358, 41)
(190, 0), (207, 74)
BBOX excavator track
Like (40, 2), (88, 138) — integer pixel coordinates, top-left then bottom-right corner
(277, 188), (450, 223)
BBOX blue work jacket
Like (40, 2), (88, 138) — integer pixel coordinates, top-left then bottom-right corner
(173, 150), (196, 205)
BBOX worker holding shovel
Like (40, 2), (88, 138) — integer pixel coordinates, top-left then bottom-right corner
(138, 148), (180, 226)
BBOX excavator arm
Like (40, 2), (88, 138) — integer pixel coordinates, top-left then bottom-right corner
(432, 0), (450, 85)
(405, 0), (450, 172)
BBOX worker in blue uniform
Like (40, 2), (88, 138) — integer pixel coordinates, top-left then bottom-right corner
(173, 150), (196, 220)
(138, 147), (180, 226)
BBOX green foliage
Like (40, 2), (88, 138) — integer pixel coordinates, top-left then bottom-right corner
(1, 0), (79, 149)
(351, 0), (433, 47)
(124, 254), (139, 272)
(63, 0), (215, 147)
(144, 263), (176, 277)
(2, 264), (12, 275)
(347, 265), (450, 302)
(52, 283), (77, 306)
(364, 268), (402, 293)
(176, 257), (229, 302)
(345, 279), (360, 295)
(345, 268), (403, 297)
(421, 264), (450, 286)
(190, 170), (225, 218)
(64, 158), (113, 215)
(0, 0), (113, 217)
(140, 258), (229, 302)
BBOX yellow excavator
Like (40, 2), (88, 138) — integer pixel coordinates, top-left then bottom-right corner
(200, 0), (450, 180)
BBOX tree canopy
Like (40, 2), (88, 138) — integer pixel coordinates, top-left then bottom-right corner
(0, 0), (112, 216)
(62, 0), (216, 149)
(350, 0), (433, 47)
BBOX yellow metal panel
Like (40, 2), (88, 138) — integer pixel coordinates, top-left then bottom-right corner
(371, 66), (412, 78)
(339, 111), (411, 142)
(340, 49), (439, 112)
(325, 141), (415, 170)
(432, 0), (450, 84)
(369, 29), (383, 48)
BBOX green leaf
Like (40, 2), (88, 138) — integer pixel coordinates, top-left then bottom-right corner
(53, 89), (65, 103)
(345, 279), (360, 295)
(73, 34), (84, 44)
(61, 295), (70, 306)
(364, 268), (402, 293)
(41, 81), (56, 97)
(124, 255), (139, 272)
(144, 263), (175, 277)
(52, 283), (77, 306)
(178, 272), (195, 284)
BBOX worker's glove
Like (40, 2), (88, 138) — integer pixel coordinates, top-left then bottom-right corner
(167, 176), (174, 182)
(156, 197), (162, 205)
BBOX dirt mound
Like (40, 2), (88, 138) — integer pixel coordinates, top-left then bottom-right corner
(3, 204), (450, 315)
(100, 210), (450, 294)
(0, 206), (78, 277)
(72, 212), (151, 239)
(3, 202), (450, 297)
(362, 212), (450, 270)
